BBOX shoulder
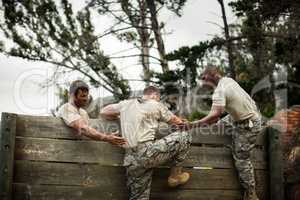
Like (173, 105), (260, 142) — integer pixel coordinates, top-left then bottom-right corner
(79, 107), (88, 115)
(152, 101), (169, 111)
(58, 103), (70, 113)
(119, 99), (136, 107)
(216, 77), (237, 91)
(220, 77), (236, 85)
(57, 103), (79, 118)
(58, 103), (76, 112)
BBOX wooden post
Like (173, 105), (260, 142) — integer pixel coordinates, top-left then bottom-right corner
(0, 113), (17, 200)
(268, 127), (284, 200)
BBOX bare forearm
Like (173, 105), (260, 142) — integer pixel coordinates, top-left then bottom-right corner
(79, 126), (109, 142)
(193, 114), (219, 127)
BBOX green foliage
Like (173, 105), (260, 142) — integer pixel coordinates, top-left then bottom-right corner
(187, 110), (207, 121)
(154, 37), (226, 95)
(0, 0), (130, 100)
(261, 102), (276, 118)
(156, 0), (188, 16)
(165, 0), (300, 114)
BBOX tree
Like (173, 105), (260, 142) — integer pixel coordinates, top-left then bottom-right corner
(217, 0), (236, 78)
(229, 0), (300, 107)
(88, 0), (187, 83)
(0, 0), (130, 100)
(164, 0), (300, 116)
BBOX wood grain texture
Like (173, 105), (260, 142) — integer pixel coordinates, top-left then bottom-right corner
(16, 115), (266, 146)
(0, 113), (17, 200)
(13, 161), (268, 191)
(14, 137), (267, 169)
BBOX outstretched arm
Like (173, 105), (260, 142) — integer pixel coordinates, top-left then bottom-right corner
(191, 105), (224, 128)
(168, 115), (185, 125)
(69, 118), (126, 146)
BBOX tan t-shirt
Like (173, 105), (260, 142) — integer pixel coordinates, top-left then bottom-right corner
(112, 99), (174, 148)
(212, 77), (259, 121)
(57, 102), (89, 126)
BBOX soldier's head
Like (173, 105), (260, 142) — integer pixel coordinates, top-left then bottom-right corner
(200, 66), (223, 87)
(69, 80), (89, 108)
(142, 86), (161, 102)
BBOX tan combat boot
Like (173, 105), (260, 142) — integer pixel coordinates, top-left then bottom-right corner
(243, 188), (259, 200)
(168, 166), (190, 187)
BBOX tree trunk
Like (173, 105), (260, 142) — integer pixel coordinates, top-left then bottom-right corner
(121, 0), (151, 84)
(217, 0), (235, 79)
(139, 0), (151, 85)
(146, 0), (169, 72)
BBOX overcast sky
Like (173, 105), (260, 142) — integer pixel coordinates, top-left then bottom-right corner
(0, 0), (235, 116)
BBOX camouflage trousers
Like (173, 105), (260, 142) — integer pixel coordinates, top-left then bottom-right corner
(231, 116), (262, 191)
(124, 131), (192, 200)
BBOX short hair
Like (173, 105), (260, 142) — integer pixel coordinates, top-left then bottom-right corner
(202, 66), (223, 76)
(69, 80), (89, 95)
(143, 86), (160, 95)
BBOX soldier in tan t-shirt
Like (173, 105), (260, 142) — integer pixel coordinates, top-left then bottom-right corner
(57, 80), (126, 146)
(190, 66), (262, 200)
(101, 86), (192, 200)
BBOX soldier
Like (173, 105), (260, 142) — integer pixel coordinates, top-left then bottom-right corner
(100, 86), (192, 200)
(190, 66), (262, 200)
(57, 80), (126, 146)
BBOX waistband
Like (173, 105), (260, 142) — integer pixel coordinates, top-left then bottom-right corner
(234, 115), (261, 128)
(235, 113), (260, 123)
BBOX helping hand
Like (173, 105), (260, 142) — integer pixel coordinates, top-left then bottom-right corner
(105, 131), (127, 146)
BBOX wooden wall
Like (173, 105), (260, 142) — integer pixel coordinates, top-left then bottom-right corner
(1, 114), (269, 200)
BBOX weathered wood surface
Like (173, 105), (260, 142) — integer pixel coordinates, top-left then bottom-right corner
(14, 137), (267, 169)
(0, 113), (17, 200)
(13, 161), (268, 190)
(13, 183), (243, 200)
(13, 184), (269, 200)
(7, 113), (270, 200)
(12, 161), (268, 200)
(268, 127), (284, 200)
(16, 115), (266, 146)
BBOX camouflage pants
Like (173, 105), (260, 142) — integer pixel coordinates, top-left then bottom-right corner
(231, 116), (262, 191)
(124, 131), (192, 200)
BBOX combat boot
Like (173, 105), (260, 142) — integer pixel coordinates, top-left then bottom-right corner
(168, 166), (190, 187)
(243, 188), (259, 200)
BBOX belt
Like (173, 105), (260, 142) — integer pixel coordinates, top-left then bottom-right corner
(234, 115), (260, 128)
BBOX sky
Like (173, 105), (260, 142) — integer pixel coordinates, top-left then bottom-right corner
(0, 0), (235, 116)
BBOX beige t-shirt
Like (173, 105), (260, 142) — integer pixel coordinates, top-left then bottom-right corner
(212, 77), (259, 121)
(57, 102), (89, 126)
(112, 99), (174, 148)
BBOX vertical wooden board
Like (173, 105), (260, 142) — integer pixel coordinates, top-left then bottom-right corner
(0, 113), (17, 200)
(268, 127), (284, 200)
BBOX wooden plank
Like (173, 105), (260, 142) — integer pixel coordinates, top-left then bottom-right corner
(14, 137), (124, 166)
(12, 183), (244, 200)
(14, 137), (267, 169)
(16, 115), (119, 140)
(16, 115), (266, 146)
(12, 184), (243, 200)
(0, 113), (17, 200)
(13, 183), (128, 200)
(13, 161), (268, 191)
(268, 127), (284, 200)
